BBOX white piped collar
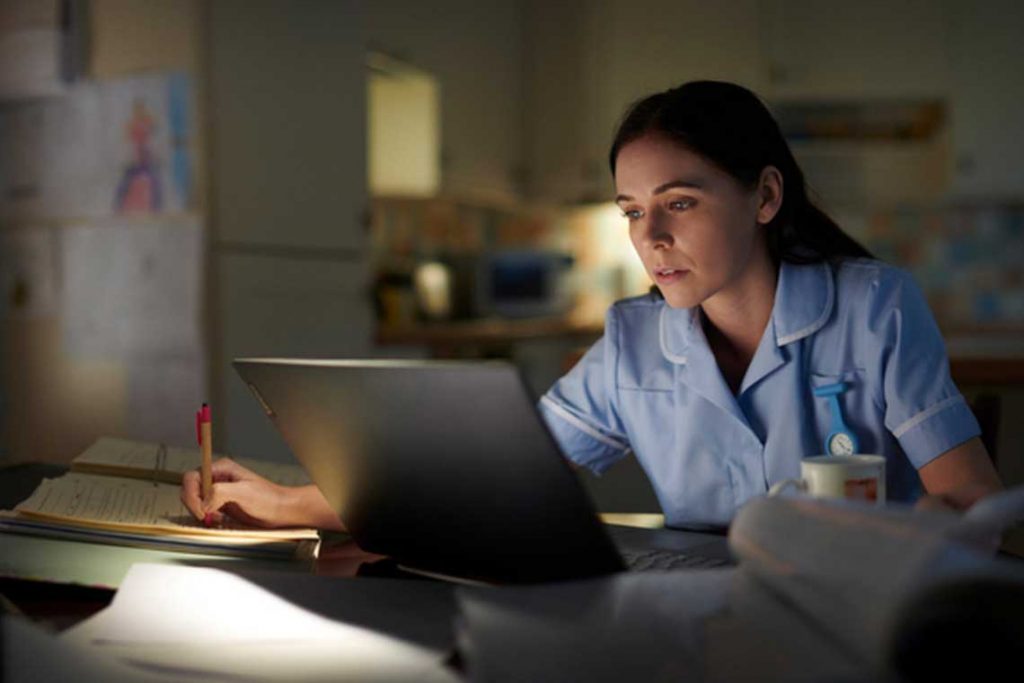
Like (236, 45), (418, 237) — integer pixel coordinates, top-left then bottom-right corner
(658, 261), (835, 365)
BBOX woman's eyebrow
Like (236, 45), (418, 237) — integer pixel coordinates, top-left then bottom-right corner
(615, 178), (705, 203)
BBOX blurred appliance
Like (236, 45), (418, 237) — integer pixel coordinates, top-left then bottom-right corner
(475, 250), (575, 319)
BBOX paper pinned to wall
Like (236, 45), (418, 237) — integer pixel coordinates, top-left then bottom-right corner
(103, 72), (193, 215)
(0, 72), (193, 223)
(0, 226), (58, 319)
(61, 216), (202, 360)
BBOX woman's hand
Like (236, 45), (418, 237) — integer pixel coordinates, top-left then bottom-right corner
(914, 482), (999, 513)
(181, 458), (290, 527)
(181, 458), (347, 531)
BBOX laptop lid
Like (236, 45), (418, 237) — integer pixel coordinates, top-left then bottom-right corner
(233, 358), (625, 583)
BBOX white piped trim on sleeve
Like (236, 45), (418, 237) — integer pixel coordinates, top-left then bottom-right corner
(892, 395), (965, 438)
(540, 396), (631, 452)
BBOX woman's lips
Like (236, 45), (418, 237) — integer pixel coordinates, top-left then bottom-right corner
(653, 267), (688, 285)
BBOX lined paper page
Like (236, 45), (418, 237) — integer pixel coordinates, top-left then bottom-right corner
(14, 472), (316, 541)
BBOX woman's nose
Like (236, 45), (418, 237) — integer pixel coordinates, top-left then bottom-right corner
(641, 211), (673, 248)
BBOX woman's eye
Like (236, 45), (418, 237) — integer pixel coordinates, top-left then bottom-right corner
(668, 199), (694, 211)
(621, 208), (643, 221)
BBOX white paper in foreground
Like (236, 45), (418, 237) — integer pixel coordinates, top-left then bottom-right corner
(63, 563), (458, 683)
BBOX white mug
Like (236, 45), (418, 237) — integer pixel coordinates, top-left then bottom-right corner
(768, 455), (886, 505)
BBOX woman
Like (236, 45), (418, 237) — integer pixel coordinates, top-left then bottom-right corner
(538, 80), (1001, 528)
(182, 81), (1001, 530)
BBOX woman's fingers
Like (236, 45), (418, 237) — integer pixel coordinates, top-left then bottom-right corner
(180, 470), (205, 521)
(209, 457), (249, 481)
(201, 480), (279, 528)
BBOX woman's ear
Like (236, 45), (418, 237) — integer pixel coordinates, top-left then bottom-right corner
(756, 166), (783, 225)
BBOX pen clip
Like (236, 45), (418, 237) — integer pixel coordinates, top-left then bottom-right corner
(196, 410), (202, 445)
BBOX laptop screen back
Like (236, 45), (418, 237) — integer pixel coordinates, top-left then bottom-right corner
(233, 358), (624, 583)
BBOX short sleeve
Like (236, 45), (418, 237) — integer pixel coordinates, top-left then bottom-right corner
(872, 269), (980, 468)
(538, 309), (631, 474)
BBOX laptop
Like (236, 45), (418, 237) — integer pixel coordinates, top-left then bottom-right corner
(234, 358), (729, 584)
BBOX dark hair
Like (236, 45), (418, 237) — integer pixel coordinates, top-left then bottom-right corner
(609, 80), (873, 265)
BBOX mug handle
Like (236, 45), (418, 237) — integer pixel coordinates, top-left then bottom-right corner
(768, 478), (807, 497)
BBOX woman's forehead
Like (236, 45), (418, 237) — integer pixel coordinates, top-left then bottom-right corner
(614, 134), (720, 197)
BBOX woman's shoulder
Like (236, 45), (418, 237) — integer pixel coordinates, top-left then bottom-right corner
(832, 257), (909, 284)
(600, 291), (669, 352)
(607, 291), (666, 319)
(831, 258), (921, 304)
(826, 258), (936, 341)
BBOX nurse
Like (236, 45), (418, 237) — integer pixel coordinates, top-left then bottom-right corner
(538, 80), (1002, 528)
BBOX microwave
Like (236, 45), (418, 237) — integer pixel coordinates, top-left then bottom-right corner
(474, 250), (575, 319)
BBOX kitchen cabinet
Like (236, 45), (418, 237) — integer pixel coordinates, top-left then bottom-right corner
(208, 0), (374, 459)
(946, 0), (1024, 201)
(217, 252), (373, 461)
(209, 0), (367, 252)
(761, 0), (948, 100)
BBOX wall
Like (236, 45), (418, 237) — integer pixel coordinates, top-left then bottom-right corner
(0, 0), (204, 463)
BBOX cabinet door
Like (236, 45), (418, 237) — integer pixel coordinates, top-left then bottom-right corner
(217, 252), (373, 461)
(947, 0), (1024, 200)
(763, 0), (948, 100)
(209, 0), (367, 251)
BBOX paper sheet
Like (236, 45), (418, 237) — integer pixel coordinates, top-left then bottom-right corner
(102, 72), (192, 214)
(61, 216), (202, 359)
(0, 83), (106, 221)
(62, 564), (458, 683)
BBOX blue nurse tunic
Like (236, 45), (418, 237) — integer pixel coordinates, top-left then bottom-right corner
(539, 259), (980, 529)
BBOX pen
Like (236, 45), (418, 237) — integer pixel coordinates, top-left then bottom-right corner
(196, 403), (213, 526)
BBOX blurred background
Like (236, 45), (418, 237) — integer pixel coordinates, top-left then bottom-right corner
(1, 0), (1021, 511)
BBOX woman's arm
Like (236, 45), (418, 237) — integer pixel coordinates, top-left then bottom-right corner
(916, 437), (1003, 511)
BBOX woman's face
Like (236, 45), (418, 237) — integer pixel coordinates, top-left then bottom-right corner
(614, 133), (779, 310)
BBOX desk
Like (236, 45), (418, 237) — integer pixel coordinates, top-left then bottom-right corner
(0, 463), (729, 632)
(5, 464), (1023, 683)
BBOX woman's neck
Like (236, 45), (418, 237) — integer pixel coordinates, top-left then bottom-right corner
(700, 254), (778, 393)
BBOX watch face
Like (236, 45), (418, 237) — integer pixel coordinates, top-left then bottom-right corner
(828, 432), (855, 455)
